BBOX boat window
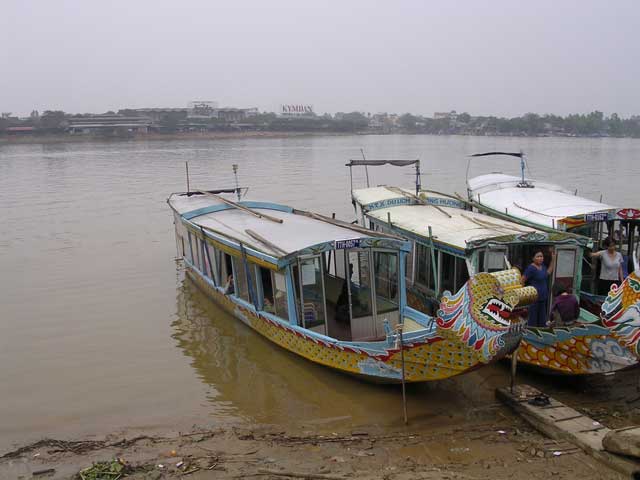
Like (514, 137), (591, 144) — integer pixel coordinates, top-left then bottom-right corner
(221, 253), (232, 292)
(484, 248), (507, 273)
(199, 240), (209, 278)
(348, 250), (374, 318)
(405, 243), (414, 286)
(553, 248), (577, 294)
(298, 256), (327, 334)
(454, 256), (469, 292)
(259, 267), (275, 313)
(272, 271), (289, 320)
(231, 256), (250, 302)
(374, 251), (399, 307)
(415, 243), (436, 291)
(187, 232), (194, 264)
(205, 243), (218, 285)
(440, 252), (456, 293)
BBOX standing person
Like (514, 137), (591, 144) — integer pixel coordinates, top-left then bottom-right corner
(590, 237), (624, 295)
(522, 249), (556, 327)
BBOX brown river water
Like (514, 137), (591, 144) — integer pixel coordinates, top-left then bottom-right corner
(1, 135), (640, 451)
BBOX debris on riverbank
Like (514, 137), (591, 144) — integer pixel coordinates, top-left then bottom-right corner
(0, 417), (623, 480)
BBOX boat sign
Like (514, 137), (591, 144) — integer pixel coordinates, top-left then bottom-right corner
(335, 238), (363, 249)
(364, 197), (411, 211)
(617, 208), (640, 220)
(585, 212), (609, 222)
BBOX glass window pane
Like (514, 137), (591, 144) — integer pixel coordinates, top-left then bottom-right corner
(299, 257), (327, 333)
(441, 253), (455, 293)
(231, 256), (250, 302)
(347, 250), (373, 317)
(374, 251), (399, 309)
(272, 271), (289, 320)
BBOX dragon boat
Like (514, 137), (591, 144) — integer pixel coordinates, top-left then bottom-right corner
(346, 158), (640, 375)
(466, 151), (640, 315)
(168, 187), (526, 383)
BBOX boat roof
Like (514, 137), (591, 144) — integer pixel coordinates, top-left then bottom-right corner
(168, 191), (409, 266)
(352, 186), (586, 253)
(467, 173), (640, 229)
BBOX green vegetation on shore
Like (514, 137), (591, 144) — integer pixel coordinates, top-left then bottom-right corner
(2, 109), (640, 139)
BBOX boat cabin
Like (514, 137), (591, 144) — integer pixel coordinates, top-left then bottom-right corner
(468, 173), (640, 302)
(168, 191), (412, 342)
(351, 186), (592, 315)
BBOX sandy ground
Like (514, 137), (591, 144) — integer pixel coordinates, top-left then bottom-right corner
(0, 409), (623, 480)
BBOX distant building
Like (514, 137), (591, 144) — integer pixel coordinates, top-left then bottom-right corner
(188, 101), (219, 119)
(279, 104), (315, 118)
(67, 114), (151, 134)
(215, 107), (258, 122)
(434, 110), (457, 121)
(125, 108), (188, 123)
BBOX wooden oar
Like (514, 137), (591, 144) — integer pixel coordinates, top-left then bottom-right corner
(196, 190), (283, 224)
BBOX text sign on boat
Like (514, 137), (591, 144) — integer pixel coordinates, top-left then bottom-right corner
(335, 238), (363, 249)
(585, 212), (609, 222)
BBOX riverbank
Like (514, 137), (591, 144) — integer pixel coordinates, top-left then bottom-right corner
(0, 131), (348, 145)
(0, 412), (621, 480)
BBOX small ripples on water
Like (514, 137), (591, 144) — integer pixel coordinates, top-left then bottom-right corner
(1, 135), (639, 449)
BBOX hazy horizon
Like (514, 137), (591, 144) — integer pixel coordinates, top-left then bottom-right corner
(2, 0), (639, 118)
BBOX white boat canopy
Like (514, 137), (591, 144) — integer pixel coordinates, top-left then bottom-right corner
(352, 186), (587, 254)
(467, 173), (630, 230)
(169, 191), (410, 267)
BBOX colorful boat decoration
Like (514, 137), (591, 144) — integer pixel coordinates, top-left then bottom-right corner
(465, 151), (640, 315)
(168, 187), (525, 383)
(347, 159), (640, 375)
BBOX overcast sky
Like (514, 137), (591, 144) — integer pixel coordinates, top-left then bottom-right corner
(1, 0), (638, 117)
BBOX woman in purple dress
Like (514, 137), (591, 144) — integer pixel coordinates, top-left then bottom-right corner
(522, 249), (556, 327)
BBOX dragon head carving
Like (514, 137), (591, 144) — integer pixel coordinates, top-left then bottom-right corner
(436, 268), (534, 361)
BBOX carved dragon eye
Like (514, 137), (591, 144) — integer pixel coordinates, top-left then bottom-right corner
(481, 298), (513, 326)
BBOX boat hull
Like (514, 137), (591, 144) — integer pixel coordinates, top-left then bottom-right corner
(184, 266), (519, 384)
(516, 325), (640, 375)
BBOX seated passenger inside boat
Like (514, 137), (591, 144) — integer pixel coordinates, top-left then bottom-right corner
(549, 285), (579, 327)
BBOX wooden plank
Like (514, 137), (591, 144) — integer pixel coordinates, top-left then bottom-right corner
(496, 385), (640, 477)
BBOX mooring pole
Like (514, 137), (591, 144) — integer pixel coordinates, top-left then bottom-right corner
(510, 346), (519, 394)
(399, 325), (408, 425)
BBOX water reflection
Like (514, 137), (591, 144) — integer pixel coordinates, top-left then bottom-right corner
(171, 271), (513, 430)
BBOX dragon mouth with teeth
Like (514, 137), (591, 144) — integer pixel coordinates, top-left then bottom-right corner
(482, 299), (513, 326)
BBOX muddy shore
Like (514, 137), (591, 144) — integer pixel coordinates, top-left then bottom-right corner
(1, 403), (624, 480)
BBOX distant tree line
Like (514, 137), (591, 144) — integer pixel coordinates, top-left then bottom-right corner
(2, 109), (640, 138)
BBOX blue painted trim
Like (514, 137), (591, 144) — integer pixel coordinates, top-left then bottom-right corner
(285, 264), (299, 326)
(404, 306), (434, 328)
(182, 201), (294, 220)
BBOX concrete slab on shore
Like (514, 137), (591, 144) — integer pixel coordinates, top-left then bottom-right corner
(496, 384), (640, 477)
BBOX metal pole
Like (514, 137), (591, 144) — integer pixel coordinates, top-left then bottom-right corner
(415, 161), (421, 196)
(510, 345), (518, 394)
(232, 164), (241, 201)
(185, 161), (190, 195)
(360, 149), (370, 188)
(399, 325), (408, 425)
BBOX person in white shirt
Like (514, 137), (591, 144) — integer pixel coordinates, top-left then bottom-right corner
(590, 237), (624, 295)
